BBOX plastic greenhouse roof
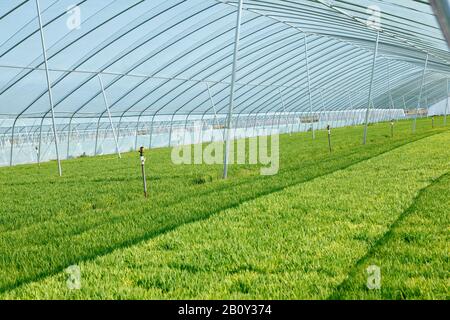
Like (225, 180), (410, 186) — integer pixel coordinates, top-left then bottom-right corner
(0, 0), (449, 121)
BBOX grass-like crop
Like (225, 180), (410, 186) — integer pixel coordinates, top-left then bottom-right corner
(0, 117), (448, 299)
(332, 173), (450, 300)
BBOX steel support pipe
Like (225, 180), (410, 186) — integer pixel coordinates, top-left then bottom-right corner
(304, 34), (315, 139)
(279, 88), (289, 135)
(445, 78), (449, 126)
(413, 53), (429, 133)
(206, 83), (222, 141)
(98, 75), (121, 158)
(223, 0), (244, 179)
(363, 31), (380, 145)
(35, 0), (62, 176)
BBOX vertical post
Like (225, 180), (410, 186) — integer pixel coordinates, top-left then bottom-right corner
(387, 60), (395, 121)
(391, 119), (394, 138)
(35, 145), (39, 163)
(148, 114), (156, 148)
(288, 111), (295, 135)
(413, 53), (429, 133)
(200, 111), (207, 143)
(363, 31), (380, 145)
(337, 106), (343, 129)
(223, 0), (244, 179)
(98, 74), (121, 158)
(271, 110), (278, 133)
(244, 111), (251, 138)
(341, 107), (346, 128)
(330, 108), (339, 128)
(320, 88), (328, 128)
(66, 118), (72, 159)
(339, 106), (345, 127)
(139, 147), (148, 198)
(347, 91), (354, 125)
(445, 78), (449, 126)
(359, 104), (363, 125)
(389, 94), (395, 119)
(116, 117), (123, 148)
(327, 124), (332, 153)
(183, 114), (190, 146)
(211, 118), (215, 142)
(9, 119), (17, 166)
(168, 114), (176, 147)
(37, 117), (44, 165)
(206, 82), (222, 141)
(263, 110), (271, 134)
(403, 95), (407, 122)
(134, 115), (141, 150)
(253, 113), (258, 136)
(36, 0), (62, 176)
(278, 88), (289, 135)
(94, 117), (101, 156)
(276, 109), (283, 132)
(345, 107), (350, 126)
(234, 111), (243, 139)
(304, 34), (315, 139)
(291, 112), (296, 134)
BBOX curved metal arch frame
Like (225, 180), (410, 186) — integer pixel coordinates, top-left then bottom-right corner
(2, 0), (450, 171)
(2, 0), (440, 121)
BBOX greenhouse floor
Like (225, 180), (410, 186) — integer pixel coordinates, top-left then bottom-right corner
(0, 117), (448, 299)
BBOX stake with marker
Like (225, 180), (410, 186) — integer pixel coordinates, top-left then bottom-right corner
(390, 120), (394, 138)
(35, 146), (40, 166)
(327, 124), (332, 153)
(139, 146), (148, 198)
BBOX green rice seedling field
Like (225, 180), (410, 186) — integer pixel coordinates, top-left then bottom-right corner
(0, 117), (449, 299)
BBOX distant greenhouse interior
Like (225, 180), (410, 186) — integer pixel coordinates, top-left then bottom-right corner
(1, 0), (449, 168)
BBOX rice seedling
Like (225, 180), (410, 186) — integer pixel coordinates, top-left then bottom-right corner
(0, 118), (448, 299)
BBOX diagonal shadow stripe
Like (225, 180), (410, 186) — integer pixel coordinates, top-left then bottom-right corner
(327, 171), (450, 300)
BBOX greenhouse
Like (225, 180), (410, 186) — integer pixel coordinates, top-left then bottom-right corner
(0, 0), (449, 301)
(1, 0), (449, 170)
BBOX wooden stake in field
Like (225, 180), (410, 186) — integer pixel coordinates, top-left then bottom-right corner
(432, 116), (435, 129)
(327, 125), (332, 153)
(139, 147), (148, 198)
(390, 120), (394, 138)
